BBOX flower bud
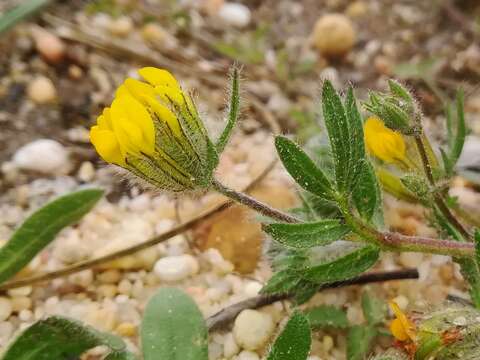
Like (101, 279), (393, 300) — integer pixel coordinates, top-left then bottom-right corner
(90, 67), (218, 192)
(364, 80), (417, 134)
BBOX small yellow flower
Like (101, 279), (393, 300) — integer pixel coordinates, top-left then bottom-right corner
(364, 117), (408, 166)
(90, 67), (218, 192)
(389, 301), (416, 342)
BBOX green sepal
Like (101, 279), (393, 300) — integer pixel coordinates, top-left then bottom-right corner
(216, 67), (240, 153)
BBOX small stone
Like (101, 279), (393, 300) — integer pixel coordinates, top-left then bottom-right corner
(453, 316), (467, 326)
(19, 309), (33, 322)
(7, 286), (32, 298)
(322, 335), (334, 352)
(218, 2), (251, 28)
(244, 281), (262, 297)
(11, 296), (32, 312)
(108, 16), (133, 36)
(0, 298), (12, 321)
(30, 26), (65, 63)
(233, 310), (275, 351)
(153, 255), (199, 282)
(118, 279), (133, 295)
(224, 332), (240, 357)
(69, 270), (94, 288)
(311, 14), (356, 57)
(141, 23), (167, 43)
(13, 139), (69, 174)
(237, 350), (260, 360)
(399, 252), (424, 268)
(77, 161), (95, 182)
(98, 284), (118, 298)
(116, 322), (137, 337)
(97, 270), (122, 284)
(27, 76), (57, 104)
(0, 322), (13, 346)
(346, 1), (368, 18)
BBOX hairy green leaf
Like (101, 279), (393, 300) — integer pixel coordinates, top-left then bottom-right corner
(275, 136), (334, 200)
(216, 67), (240, 153)
(1, 316), (126, 360)
(0, 188), (103, 284)
(263, 220), (350, 249)
(345, 87), (366, 186)
(305, 305), (349, 329)
(261, 270), (300, 295)
(353, 160), (381, 222)
(267, 311), (311, 360)
(347, 325), (377, 360)
(306, 245), (380, 283)
(361, 291), (386, 326)
(141, 287), (208, 360)
(322, 80), (351, 192)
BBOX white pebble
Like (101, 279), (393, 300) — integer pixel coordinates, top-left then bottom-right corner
(77, 161), (95, 182)
(244, 281), (262, 297)
(237, 350), (260, 360)
(27, 76), (57, 104)
(218, 2), (251, 28)
(0, 322), (13, 346)
(0, 298), (12, 321)
(7, 286), (32, 297)
(224, 333), (240, 357)
(108, 16), (133, 36)
(233, 310), (274, 351)
(12, 139), (69, 174)
(153, 255), (199, 282)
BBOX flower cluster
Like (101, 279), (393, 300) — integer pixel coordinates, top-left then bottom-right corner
(90, 67), (218, 192)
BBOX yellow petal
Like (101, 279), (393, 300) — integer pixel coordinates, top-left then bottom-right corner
(90, 126), (125, 166)
(390, 318), (409, 342)
(97, 108), (113, 131)
(364, 117), (406, 163)
(110, 95), (155, 156)
(154, 84), (184, 105)
(389, 301), (416, 342)
(138, 67), (179, 88)
(142, 95), (181, 136)
(122, 78), (156, 99)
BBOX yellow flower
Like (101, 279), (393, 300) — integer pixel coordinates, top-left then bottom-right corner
(364, 117), (408, 166)
(90, 67), (218, 192)
(389, 301), (416, 342)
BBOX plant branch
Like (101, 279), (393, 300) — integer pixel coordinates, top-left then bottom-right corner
(379, 231), (474, 257)
(0, 161), (278, 291)
(414, 134), (471, 240)
(206, 268), (419, 331)
(211, 179), (300, 224)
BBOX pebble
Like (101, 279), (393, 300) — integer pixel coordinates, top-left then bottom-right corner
(0, 298), (12, 321)
(237, 350), (260, 360)
(233, 310), (275, 351)
(30, 26), (65, 63)
(218, 2), (251, 28)
(7, 286), (32, 298)
(27, 76), (57, 104)
(399, 252), (424, 268)
(108, 16), (133, 36)
(311, 14), (356, 57)
(153, 255), (199, 282)
(13, 139), (69, 174)
(141, 23), (167, 43)
(77, 161), (95, 182)
(224, 332), (240, 357)
(0, 322), (13, 346)
(11, 297), (33, 312)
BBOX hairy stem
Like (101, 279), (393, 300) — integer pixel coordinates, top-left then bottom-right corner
(414, 134), (471, 240)
(211, 178), (300, 224)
